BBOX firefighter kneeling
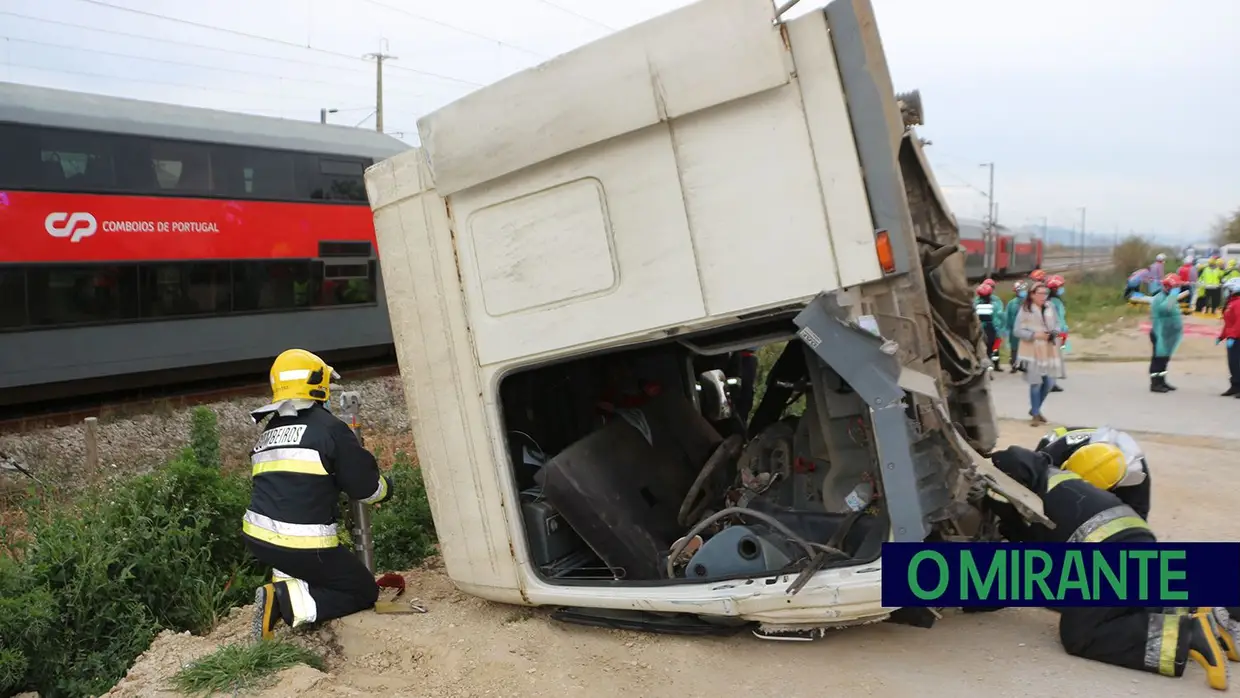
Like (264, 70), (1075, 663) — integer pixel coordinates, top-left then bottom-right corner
(981, 444), (1235, 691)
(243, 349), (394, 641)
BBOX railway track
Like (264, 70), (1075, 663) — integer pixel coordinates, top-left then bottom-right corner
(0, 255), (1116, 436)
(0, 360), (401, 435)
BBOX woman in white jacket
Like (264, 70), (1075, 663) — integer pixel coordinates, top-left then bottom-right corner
(1012, 282), (1066, 425)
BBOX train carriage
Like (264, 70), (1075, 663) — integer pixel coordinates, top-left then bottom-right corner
(0, 82), (410, 408)
(955, 216), (1042, 281)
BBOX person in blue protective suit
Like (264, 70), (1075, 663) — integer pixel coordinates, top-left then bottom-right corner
(1150, 274), (1185, 393)
(974, 282), (1005, 371)
(1046, 275), (1069, 391)
(1124, 268), (1148, 300)
(1005, 281), (1027, 371)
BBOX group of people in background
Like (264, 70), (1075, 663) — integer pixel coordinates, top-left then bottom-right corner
(973, 268), (1068, 425)
(1126, 253), (1239, 315)
(1126, 253), (1240, 396)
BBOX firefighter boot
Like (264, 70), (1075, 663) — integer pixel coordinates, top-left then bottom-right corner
(251, 582), (292, 641)
(251, 583), (277, 641)
(1150, 376), (1172, 393)
(1212, 607), (1240, 662)
(1189, 608), (1229, 690)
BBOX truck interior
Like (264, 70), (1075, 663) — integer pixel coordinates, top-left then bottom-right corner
(498, 309), (896, 587)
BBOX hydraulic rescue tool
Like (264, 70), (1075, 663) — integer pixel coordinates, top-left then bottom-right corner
(338, 390), (425, 615)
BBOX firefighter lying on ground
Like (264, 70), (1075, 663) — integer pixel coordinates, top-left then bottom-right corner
(1035, 425), (1151, 520)
(243, 348), (394, 641)
(975, 444), (1234, 690)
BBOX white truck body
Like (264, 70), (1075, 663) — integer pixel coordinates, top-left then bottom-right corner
(366, 0), (1013, 631)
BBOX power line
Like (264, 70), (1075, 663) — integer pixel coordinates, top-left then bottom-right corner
(1, 10), (402, 81)
(4, 60), (419, 133)
(2, 35), (403, 94)
(5, 59), (297, 102)
(531, 0), (617, 31)
(74, 0), (484, 87)
(353, 0), (548, 59)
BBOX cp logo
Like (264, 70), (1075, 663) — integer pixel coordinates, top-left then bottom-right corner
(45, 212), (98, 243)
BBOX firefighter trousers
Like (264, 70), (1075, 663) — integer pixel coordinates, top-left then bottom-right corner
(244, 534), (379, 627)
(1059, 605), (1188, 678)
(982, 324), (999, 364)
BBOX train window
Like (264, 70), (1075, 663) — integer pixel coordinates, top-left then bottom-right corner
(38, 129), (118, 191)
(299, 155), (368, 202)
(139, 262), (231, 318)
(0, 268), (27, 328)
(26, 265), (140, 326)
(319, 241), (372, 257)
(0, 123), (42, 190)
(147, 139), (214, 193)
(323, 263), (369, 279)
(231, 260), (321, 311)
(315, 260), (377, 305)
(214, 145), (296, 199)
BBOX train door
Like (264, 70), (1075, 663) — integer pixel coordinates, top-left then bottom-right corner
(995, 235), (1009, 274)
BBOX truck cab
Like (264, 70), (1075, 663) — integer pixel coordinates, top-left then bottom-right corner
(364, 0), (1032, 638)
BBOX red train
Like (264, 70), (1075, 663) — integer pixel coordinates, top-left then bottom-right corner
(957, 218), (1044, 281)
(0, 81), (410, 409)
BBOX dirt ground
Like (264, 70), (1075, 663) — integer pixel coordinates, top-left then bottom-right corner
(1069, 311), (1224, 361)
(105, 410), (1239, 698)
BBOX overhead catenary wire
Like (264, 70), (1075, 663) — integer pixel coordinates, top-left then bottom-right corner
(1, 34), (432, 95)
(0, 10), (435, 82)
(352, 0), (548, 59)
(530, 0), (617, 31)
(4, 61), (420, 132)
(73, 0), (484, 87)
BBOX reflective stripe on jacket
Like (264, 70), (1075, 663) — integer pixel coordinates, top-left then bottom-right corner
(244, 402), (390, 550)
(1200, 267), (1224, 288)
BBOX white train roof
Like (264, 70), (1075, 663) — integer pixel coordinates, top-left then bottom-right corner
(0, 81), (410, 160)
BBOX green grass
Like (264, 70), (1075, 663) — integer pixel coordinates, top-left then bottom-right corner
(1055, 270), (1149, 338)
(169, 640), (324, 696)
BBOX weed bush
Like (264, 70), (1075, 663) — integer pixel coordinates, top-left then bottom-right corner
(170, 639), (324, 696)
(0, 452), (261, 697)
(190, 406), (221, 469)
(371, 450), (437, 572)
(0, 413), (439, 697)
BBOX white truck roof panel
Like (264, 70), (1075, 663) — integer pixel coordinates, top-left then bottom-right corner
(369, 0), (885, 367)
(417, 0), (789, 196)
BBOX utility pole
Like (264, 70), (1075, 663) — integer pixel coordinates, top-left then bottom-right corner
(980, 162), (995, 274)
(1077, 206), (1087, 268)
(979, 162), (995, 230)
(1039, 216), (1048, 243)
(364, 45), (397, 133)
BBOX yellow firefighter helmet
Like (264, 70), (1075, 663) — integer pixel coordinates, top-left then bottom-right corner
(268, 349), (338, 403)
(1062, 442), (1126, 491)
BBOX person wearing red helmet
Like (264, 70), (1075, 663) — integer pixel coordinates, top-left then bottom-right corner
(1149, 274), (1185, 393)
(1029, 269), (1047, 284)
(974, 282), (1004, 371)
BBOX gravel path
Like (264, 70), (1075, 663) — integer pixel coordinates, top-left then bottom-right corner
(0, 376), (413, 498)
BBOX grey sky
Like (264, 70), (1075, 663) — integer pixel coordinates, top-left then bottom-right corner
(3, 0), (1236, 242)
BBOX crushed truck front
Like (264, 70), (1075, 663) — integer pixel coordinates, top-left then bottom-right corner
(364, 0), (1014, 634)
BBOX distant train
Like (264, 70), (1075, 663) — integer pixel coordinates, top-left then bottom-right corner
(957, 218), (1044, 281)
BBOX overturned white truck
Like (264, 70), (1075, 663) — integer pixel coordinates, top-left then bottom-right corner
(364, 0), (1045, 639)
